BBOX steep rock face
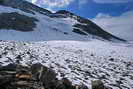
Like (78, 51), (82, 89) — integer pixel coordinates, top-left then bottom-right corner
(0, 12), (38, 31)
(0, 0), (126, 42)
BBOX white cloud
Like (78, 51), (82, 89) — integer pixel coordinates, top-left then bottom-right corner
(92, 11), (133, 41)
(31, 0), (74, 8)
(79, 0), (88, 5)
(31, 0), (37, 3)
(93, 0), (132, 3)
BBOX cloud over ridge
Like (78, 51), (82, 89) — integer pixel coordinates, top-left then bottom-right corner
(30, 0), (74, 7)
(92, 10), (133, 41)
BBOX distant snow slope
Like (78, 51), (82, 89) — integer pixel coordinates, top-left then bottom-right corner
(0, 5), (88, 41)
(0, 40), (133, 89)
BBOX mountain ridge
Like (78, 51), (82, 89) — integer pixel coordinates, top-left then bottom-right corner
(0, 0), (126, 42)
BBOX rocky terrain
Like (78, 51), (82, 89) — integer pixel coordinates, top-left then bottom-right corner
(0, 40), (133, 89)
(0, 62), (111, 89)
(0, 63), (88, 89)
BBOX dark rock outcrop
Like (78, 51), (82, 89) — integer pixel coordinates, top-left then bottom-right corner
(0, 12), (38, 31)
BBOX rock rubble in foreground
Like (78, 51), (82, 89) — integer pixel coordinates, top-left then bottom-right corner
(0, 63), (111, 89)
(0, 41), (133, 89)
(0, 63), (86, 89)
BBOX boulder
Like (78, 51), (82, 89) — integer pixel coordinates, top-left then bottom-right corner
(92, 80), (104, 89)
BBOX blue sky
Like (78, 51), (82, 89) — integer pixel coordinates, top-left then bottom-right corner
(27, 0), (133, 18)
(27, 0), (133, 41)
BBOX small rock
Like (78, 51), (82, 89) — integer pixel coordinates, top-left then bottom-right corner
(91, 54), (94, 56)
(62, 78), (73, 88)
(109, 58), (114, 62)
(92, 80), (104, 89)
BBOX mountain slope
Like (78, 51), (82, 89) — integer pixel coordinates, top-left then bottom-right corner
(0, 0), (125, 42)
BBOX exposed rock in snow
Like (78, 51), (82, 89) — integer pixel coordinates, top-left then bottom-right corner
(0, 12), (38, 31)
